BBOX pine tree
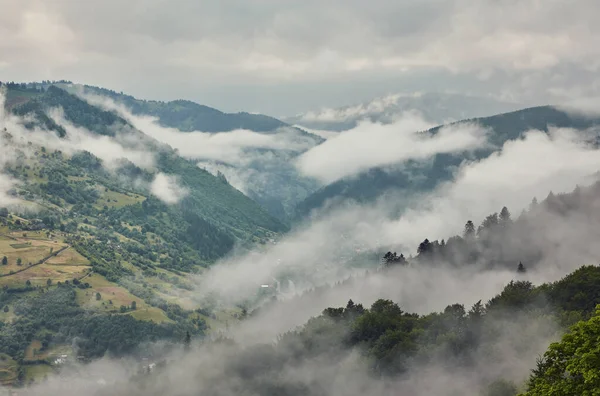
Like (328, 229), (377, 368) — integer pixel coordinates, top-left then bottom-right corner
(499, 206), (512, 225)
(184, 331), (191, 352)
(517, 262), (526, 273)
(463, 220), (476, 239)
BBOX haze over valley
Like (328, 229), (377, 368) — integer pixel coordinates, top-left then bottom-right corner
(2, 1), (600, 395)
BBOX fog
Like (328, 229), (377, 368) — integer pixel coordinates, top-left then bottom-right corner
(295, 115), (486, 183)
(150, 173), (189, 204)
(198, 126), (600, 305)
(3, 89), (600, 395)
(75, 90), (321, 213)
(0, 90), (183, 205)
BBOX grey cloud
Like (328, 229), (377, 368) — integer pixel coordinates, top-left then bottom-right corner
(150, 172), (188, 204)
(197, 126), (600, 305)
(0, 90), (157, 205)
(295, 115), (486, 184)
(80, 91), (316, 165)
(2, 1), (600, 114)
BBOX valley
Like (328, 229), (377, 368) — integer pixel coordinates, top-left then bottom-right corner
(1, 80), (600, 394)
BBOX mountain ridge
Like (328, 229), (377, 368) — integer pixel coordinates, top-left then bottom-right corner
(295, 105), (600, 218)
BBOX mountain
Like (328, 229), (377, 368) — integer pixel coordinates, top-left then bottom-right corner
(5, 83), (289, 255)
(296, 106), (600, 218)
(0, 83), (294, 382)
(22, 180), (600, 394)
(55, 83), (323, 222)
(60, 84), (288, 133)
(285, 92), (526, 131)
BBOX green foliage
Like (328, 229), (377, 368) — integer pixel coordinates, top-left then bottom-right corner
(0, 287), (201, 360)
(521, 307), (600, 395)
(486, 281), (540, 311)
(544, 265), (600, 316)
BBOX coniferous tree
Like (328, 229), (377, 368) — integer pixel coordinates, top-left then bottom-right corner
(417, 239), (432, 256)
(499, 206), (512, 225)
(463, 220), (476, 239)
(529, 197), (538, 211)
(184, 331), (191, 352)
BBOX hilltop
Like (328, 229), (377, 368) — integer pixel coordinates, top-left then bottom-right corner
(296, 105), (600, 218)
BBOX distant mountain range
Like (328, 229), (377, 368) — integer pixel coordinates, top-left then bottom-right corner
(295, 105), (600, 218)
(284, 92), (527, 131)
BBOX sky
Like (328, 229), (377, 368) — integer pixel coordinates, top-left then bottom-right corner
(2, 0), (600, 116)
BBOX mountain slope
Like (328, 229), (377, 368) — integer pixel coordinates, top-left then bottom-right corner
(4, 84), (287, 261)
(0, 83), (288, 383)
(296, 106), (600, 218)
(55, 83), (323, 222)
(62, 83), (288, 133)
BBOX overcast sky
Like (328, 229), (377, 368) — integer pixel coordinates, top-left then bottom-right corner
(2, 0), (600, 116)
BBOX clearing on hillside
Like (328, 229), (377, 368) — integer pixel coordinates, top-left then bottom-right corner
(75, 274), (171, 323)
(94, 188), (146, 209)
(45, 248), (90, 266)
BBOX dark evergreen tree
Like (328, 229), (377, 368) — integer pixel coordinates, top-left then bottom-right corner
(417, 239), (432, 256)
(184, 331), (191, 352)
(499, 206), (512, 225)
(463, 220), (476, 238)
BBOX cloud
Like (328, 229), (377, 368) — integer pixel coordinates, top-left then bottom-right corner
(291, 125), (340, 140)
(150, 173), (188, 204)
(553, 97), (600, 117)
(295, 114), (486, 184)
(296, 93), (405, 123)
(46, 108), (155, 170)
(288, 91), (525, 131)
(0, 173), (20, 207)
(0, 89), (157, 206)
(198, 126), (600, 306)
(79, 91), (316, 166)
(2, 1), (600, 114)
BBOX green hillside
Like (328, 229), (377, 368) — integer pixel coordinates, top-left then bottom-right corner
(55, 83), (322, 222)
(0, 83), (288, 386)
(61, 83), (288, 133)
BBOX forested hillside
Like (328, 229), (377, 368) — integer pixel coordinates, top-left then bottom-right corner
(296, 106), (600, 218)
(56, 83), (323, 222)
(0, 82), (290, 386)
(60, 83), (289, 133)
(13, 177), (599, 395)
(76, 263), (600, 396)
